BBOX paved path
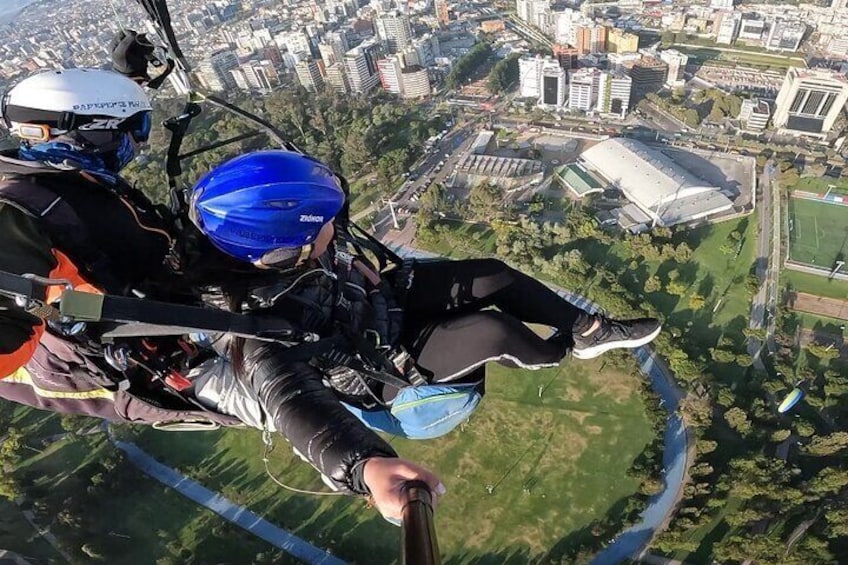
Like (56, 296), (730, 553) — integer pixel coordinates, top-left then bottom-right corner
(109, 436), (345, 565)
(13, 501), (73, 563)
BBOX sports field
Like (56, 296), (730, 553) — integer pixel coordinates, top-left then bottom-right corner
(788, 196), (848, 269)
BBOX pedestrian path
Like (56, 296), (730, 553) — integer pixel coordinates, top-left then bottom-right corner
(111, 438), (345, 565)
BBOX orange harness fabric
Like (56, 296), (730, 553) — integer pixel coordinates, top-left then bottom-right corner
(0, 250), (101, 379)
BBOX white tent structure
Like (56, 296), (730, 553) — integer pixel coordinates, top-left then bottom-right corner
(580, 138), (734, 226)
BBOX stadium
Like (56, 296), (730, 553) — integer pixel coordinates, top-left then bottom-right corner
(576, 138), (736, 229)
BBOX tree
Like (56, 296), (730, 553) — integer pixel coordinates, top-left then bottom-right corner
(644, 275), (662, 293)
(487, 54), (520, 93)
(805, 432), (848, 456)
(688, 293), (705, 310)
(446, 42), (492, 90)
(724, 407), (752, 435)
(683, 108), (700, 128)
(666, 280), (687, 296)
(807, 467), (848, 496)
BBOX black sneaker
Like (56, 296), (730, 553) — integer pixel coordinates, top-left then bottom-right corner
(572, 316), (662, 359)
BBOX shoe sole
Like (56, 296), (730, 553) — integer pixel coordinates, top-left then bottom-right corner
(572, 325), (663, 360)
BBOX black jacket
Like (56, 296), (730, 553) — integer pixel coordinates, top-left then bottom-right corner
(0, 153), (398, 494)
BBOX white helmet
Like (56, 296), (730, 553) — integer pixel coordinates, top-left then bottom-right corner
(2, 68), (152, 143)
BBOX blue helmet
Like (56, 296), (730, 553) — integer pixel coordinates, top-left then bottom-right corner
(191, 150), (346, 264)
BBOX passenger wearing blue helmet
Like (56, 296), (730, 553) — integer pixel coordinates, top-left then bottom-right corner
(186, 149), (662, 520)
(0, 70), (441, 523)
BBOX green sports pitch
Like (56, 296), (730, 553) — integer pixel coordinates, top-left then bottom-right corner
(788, 196), (848, 269)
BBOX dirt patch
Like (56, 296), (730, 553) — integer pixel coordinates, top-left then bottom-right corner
(584, 425), (603, 435)
(586, 368), (639, 404)
(788, 291), (848, 320)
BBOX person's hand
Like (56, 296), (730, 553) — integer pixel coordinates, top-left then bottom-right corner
(110, 29), (155, 82)
(362, 457), (446, 521)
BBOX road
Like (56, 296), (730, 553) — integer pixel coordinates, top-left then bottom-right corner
(747, 160), (778, 369)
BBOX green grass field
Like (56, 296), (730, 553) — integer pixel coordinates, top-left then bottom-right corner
(782, 269), (848, 300)
(788, 197), (848, 268)
(126, 356), (653, 563)
(792, 177), (848, 196)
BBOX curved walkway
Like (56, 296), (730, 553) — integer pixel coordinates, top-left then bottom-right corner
(109, 434), (345, 565)
(556, 291), (692, 565)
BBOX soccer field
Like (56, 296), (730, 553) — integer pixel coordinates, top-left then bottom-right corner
(788, 196), (848, 269)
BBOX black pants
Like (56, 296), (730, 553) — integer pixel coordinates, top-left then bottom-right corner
(399, 259), (593, 383)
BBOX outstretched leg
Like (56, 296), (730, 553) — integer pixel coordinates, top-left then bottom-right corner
(402, 258), (593, 337)
(401, 258), (661, 359)
(401, 310), (568, 383)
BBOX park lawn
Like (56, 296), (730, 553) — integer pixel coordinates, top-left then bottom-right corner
(0, 499), (63, 563)
(13, 434), (283, 564)
(588, 214), (759, 373)
(348, 176), (383, 216)
(792, 177), (848, 195)
(794, 311), (846, 333)
(420, 219), (498, 258)
(134, 356), (653, 563)
(783, 269), (848, 300)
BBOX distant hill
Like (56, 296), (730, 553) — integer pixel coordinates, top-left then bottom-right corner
(0, 0), (39, 24)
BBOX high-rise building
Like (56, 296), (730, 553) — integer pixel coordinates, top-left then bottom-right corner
(531, 0), (552, 32)
(574, 25), (592, 55)
(659, 49), (688, 87)
(376, 12), (412, 53)
(833, 0), (848, 10)
(344, 41), (381, 93)
(607, 28), (639, 53)
(552, 44), (579, 70)
(275, 30), (312, 56)
(765, 19), (806, 52)
(711, 0), (734, 9)
(738, 15), (767, 41)
(295, 58), (325, 92)
(739, 98), (770, 131)
(401, 66), (431, 99)
(553, 9), (581, 46)
(569, 68), (601, 111)
(519, 56), (544, 99)
(377, 56), (403, 94)
(597, 72), (632, 117)
(325, 62), (350, 93)
(435, 0), (450, 26)
(626, 58), (668, 103)
(517, 0), (551, 30)
(318, 42), (339, 67)
(402, 36), (440, 68)
(774, 67), (848, 136)
(716, 12), (741, 45)
(608, 51), (642, 73)
(540, 60), (567, 107)
(590, 25), (608, 53)
(826, 35), (848, 57)
(245, 60), (279, 92)
(516, 0), (531, 23)
(197, 49), (239, 91)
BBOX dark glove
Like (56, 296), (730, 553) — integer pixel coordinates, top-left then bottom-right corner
(110, 29), (155, 81)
